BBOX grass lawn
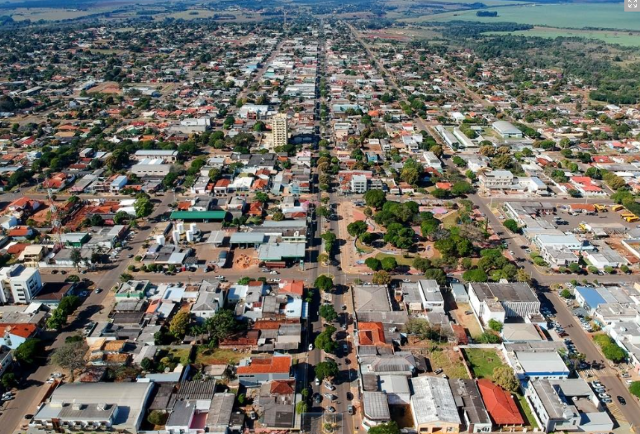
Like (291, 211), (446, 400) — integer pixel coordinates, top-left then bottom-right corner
(516, 393), (539, 429)
(441, 211), (459, 229)
(428, 347), (470, 379)
(375, 252), (415, 267)
(194, 346), (246, 365)
(464, 348), (505, 380)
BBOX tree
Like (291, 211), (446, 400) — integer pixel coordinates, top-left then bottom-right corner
(412, 257), (431, 272)
(320, 305), (338, 322)
(148, 410), (168, 426)
(58, 295), (81, 315)
(14, 338), (42, 365)
(381, 257), (397, 272)
(315, 326), (338, 353)
(515, 268), (532, 284)
(503, 219), (519, 233)
(317, 206), (330, 218)
(463, 268), (488, 282)
(360, 232), (374, 245)
(134, 195), (153, 218)
(205, 309), (237, 344)
(431, 188), (449, 199)
(314, 275), (334, 292)
(488, 319), (503, 332)
(47, 309), (67, 330)
(629, 382), (640, 399)
(347, 221), (368, 238)
(255, 192), (269, 203)
(560, 289), (572, 299)
(272, 211), (285, 221)
(493, 366), (519, 392)
(372, 270), (392, 285)
(365, 257), (382, 271)
(368, 421), (400, 434)
(51, 341), (88, 381)
(315, 360), (339, 380)
(296, 401), (308, 414)
(364, 189), (386, 209)
(70, 248), (83, 270)
(401, 166), (420, 185)
(451, 181), (473, 196)
(1, 372), (17, 389)
(120, 273), (133, 282)
(140, 357), (154, 371)
(169, 311), (191, 339)
(113, 211), (130, 225)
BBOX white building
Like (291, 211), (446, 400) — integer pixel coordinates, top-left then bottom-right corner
(492, 121), (523, 139)
(351, 175), (368, 193)
(479, 170), (514, 190)
(0, 265), (42, 304)
(468, 282), (540, 325)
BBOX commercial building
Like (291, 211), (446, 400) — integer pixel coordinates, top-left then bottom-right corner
(410, 376), (461, 433)
(492, 121), (523, 139)
(131, 158), (172, 177)
(31, 382), (154, 433)
(525, 378), (613, 433)
(468, 282), (540, 325)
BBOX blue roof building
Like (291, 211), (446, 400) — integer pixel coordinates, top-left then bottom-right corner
(575, 286), (607, 314)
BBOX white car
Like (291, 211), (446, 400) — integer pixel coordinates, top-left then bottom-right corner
(308, 344), (314, 351)
(270, 270), (279, 275)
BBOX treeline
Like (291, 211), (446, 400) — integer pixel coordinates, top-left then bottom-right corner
(476, 11), (498, 17)
(438, 24), (640, 106)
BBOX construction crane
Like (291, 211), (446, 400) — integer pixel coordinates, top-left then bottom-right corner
(47, 188), (63, 251)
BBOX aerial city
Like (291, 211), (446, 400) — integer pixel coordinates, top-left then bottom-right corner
(0, 0), (639, 433)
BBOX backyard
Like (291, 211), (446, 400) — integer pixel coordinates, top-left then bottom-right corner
(194, 346), (247, 366)
(427, 345), (470, 379)
(464, 348), (505, 380)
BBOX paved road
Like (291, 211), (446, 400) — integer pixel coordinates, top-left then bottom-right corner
(544, 291), (640, 431)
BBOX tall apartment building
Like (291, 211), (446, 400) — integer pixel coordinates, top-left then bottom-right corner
(0, 265), (43, 304)
(271, 113), (288, 148)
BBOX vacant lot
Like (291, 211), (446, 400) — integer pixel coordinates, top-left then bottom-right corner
(452, 303), (483, 338)
(428, 346), (470, 379)
(194, 346), (247, 365)
(464, 348), (505, 380)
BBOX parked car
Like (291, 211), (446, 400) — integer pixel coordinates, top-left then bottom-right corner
(313, 393), (322, 404)
(618, 396), (627, 405)
(326, 406), (336, 413)
(348, 405), (354, 415)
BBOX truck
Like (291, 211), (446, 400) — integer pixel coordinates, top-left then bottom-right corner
(623, 215), (639, 223)
(611, 204), (624, 212)
(217, 250), (228, 268)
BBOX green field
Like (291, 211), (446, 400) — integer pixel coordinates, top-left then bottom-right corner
(487, 27), (640, 47)
(402, 3), (640, 32)
(464, 348), (505, 379)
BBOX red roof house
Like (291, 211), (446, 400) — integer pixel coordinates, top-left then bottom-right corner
(477, 379), (524, 426)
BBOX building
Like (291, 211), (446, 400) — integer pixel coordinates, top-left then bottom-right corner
(399, 280), (444, 313)
(236, 355), (292, 387)
(351, 174), (368, 193)
(131, 158), (172, 177)
(479, 170), (514, 190)
(448, 378), (492, 433)
(492, 121), (523, 139)
(410, 376), (461, 433)
(0, 323), (37, 349)
(133, 150), (178, 162)
(525, 378), (613, 433)
(467, 282), (540, 325)
(0, 265), (42, 304)
(477, 379), (524, 427)
(30, 382), (154, 433)
(362, 391), (390, 428)
(271, 113), (288, 148)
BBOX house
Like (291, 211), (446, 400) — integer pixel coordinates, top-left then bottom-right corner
(236, 355), (292, 387)
(0, 323), (37, 349)
(448, 378), (492, 433)
(255, 379), (298, 429)
(410, 376), (461, 433)
(8, 226), (34, 240)
(191, 280), (225, 323)
(362, 391), (391, 428)
(569, 176), (606, 196)
(477, 379), (524, 427)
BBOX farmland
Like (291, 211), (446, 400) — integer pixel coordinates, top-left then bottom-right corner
(486, 26), (640, 48)
(402, 3), (640, 32)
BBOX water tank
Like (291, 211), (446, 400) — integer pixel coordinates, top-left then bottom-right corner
(190, 223), (198, 234)
(155, 235), (165, 246)
(177, 222), (185, 234)
(186, 230), (194, 242)
(172, 230), (180, 245)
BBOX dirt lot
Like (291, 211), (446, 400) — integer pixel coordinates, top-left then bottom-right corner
(451, 303), (483, 339)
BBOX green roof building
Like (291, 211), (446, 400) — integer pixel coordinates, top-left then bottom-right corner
(170, 211), (227, 222)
